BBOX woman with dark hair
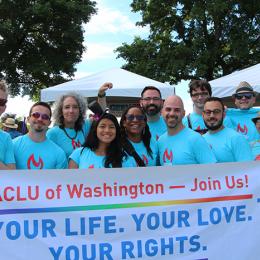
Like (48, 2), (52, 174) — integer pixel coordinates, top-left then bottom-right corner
(68, 113), (131, 168)
(120, 105), (159, 167)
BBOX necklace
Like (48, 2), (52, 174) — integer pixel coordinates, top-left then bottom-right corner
(62, 128), (78, 140)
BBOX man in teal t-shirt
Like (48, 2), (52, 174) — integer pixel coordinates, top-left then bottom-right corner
(158, 95), (216, 165)
(203, 97), (253, 162)
(13, 102), (67, 170)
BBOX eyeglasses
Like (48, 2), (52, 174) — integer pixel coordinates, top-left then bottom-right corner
(203, 109), (222, 116)
(234, 93), (254, 100)
(141, 97), (161, 102)
(31, 112), (50, 121)
(125, 114), (145, 121)
(191, 92), (209, 98)
(0, 98), (7, 106)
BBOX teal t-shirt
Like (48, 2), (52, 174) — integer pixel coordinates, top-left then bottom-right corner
(227, 108), (260, 142)
(13, 135), (67, 169)
(0, 130), (15, 165)
(158, 127), (217, 165)
(203, 127), (253, 162)
(147, 116), (167, 141)
(69, 147), (134, 168)
(47, 119), (91, 158)
(124, 138), (159, 167)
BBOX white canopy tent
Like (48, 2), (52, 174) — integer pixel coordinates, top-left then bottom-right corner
(210, 63), (260, 98)
(41, 68), (174, 102)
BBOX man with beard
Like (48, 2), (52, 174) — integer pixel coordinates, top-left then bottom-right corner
(226, 81), (259, 142)
(0, 80), (16, 170)
(158, 95), (216, 165)
(183, 80), (232, 134)
(140, 86), (167, 140)
(13, 102), (67, 169)
(202, 97), (253, 162)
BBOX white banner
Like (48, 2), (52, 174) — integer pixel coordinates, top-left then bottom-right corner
(0, 162), (260, 260)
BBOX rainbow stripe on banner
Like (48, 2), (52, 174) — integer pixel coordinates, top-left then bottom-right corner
(0, 194), (253, 215)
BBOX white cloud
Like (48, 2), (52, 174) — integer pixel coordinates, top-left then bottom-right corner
(82, 42), (117, 61)
(84, 2), (148, 35)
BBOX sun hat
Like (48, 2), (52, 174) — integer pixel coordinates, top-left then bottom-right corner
(3, 117), (18, 129)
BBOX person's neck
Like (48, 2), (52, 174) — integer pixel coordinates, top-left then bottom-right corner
(146, 113), (160, 122)
(95, 143), (108, 156)
(64, 122), (75, 129)
(193, 106), (203, 115)
(209, 125), (224, 134)
(28, 131), (46, 142)
(127, 134), (142, 143)
(167, 123), (185, 136)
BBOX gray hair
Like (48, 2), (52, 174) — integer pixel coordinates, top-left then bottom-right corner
(52, 92), (87, 131)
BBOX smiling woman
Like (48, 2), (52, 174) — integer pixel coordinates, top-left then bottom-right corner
(120, 105), (159, 167)
(68, 113), (130, 169)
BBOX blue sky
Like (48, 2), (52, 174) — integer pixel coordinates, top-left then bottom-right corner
(6, 0), (192, 117)
(74, 0), (149, 78)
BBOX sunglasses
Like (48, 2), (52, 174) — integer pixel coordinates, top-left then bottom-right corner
(234, 93), (254, 100)
(0, 98), (7, 106)
(31, 112), (50, 121)
(125, 114), (145, 121)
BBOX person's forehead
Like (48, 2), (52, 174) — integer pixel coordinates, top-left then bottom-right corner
(192, 87), (208, 93)
(164, 97), (183, 109)
(98, 118), (114, 125)
(142, 89), (160, 97)
(204, 101), (222, 110)
(63, 96), (78, 104)
(127, 107), (142, 114)
(31, 105), (51, 115)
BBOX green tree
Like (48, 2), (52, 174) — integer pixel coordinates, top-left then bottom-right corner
(116, 0), (260, 84)
(0, 0), (96, 98)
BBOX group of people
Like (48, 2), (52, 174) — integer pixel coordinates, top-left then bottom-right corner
(0, 78), (259, 170)
(1, 114), (28, 139)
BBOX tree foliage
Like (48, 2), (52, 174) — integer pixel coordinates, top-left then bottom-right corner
(0, 0), (96, 98)
(116, 0), (260, 84)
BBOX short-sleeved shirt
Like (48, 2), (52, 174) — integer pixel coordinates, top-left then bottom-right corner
(158, 127), (217, 165)
(0, 130), (15, 165)
(203, 127), (253, 162)
(47, 120), (91, 158)
(227, 108), (260, 142)
(147, 116), (167, 141)
(69, 147), (134, 168)
(13, 135), (67, 169)
(124, 138), (159, 167)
